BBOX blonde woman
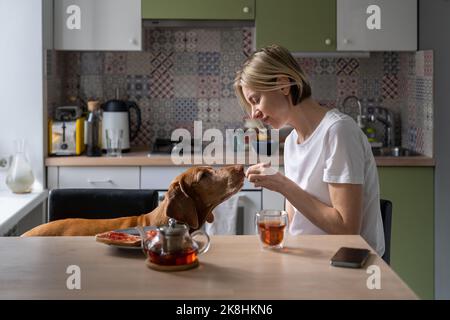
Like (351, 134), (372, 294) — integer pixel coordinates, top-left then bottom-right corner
(235, 45), (385, 256)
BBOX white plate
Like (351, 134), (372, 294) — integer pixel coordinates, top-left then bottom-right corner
(102, 226), (157, 250)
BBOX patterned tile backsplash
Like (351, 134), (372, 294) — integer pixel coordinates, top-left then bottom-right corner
(46, 26), (433, 156)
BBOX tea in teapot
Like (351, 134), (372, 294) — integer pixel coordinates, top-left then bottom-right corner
(138, 219), (210, 271)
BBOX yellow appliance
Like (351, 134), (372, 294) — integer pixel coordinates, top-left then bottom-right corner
(48, 117), (85, 156)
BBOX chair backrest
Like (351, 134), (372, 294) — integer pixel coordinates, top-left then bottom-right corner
(48, 189), (159, 222)
(380, 199), (392, 265)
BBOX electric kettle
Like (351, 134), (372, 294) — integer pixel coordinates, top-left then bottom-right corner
(101, 99), (141, 152)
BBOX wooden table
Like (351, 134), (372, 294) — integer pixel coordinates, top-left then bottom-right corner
(0, 235), (417, 299)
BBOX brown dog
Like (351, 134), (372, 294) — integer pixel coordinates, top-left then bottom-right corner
(22, 165), (245, 236)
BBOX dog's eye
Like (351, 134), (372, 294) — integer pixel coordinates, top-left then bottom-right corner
(201, 171), (211, 178)
(196, 170), (210, 182)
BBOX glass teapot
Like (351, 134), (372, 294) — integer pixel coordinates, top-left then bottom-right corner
(137, 219), (210, 269)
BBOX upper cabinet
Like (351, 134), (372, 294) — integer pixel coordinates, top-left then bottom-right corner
(337, 0), (417, 51)
(54, 0), (142, 51)
(255, 0), (336, 52)
(52, 0), (417, 52)
(142, 0), (255, 20)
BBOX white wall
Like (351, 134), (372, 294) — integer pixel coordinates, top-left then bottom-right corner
(0, 0), (47, 191)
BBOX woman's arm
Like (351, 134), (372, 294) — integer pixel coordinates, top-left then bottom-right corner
(282, 178), (362, 234)
(247, 163), (362, 234)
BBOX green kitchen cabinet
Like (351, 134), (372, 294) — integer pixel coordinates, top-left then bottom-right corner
(255, 0), (336, 51)
(378, 167), (434, 299)
(142, 0), (255, 20)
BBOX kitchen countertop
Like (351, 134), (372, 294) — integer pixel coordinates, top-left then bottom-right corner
(45, 148), (435, 167)
(0, 235), (417, 299)
(0, 190), (48, 235)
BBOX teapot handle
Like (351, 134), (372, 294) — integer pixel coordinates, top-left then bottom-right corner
(135, 226), (148, 257)
(191, 230), (211, 255)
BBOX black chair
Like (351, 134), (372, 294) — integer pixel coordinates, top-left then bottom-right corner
(48, 189), (159, 222)
(380, 199), (392, 265)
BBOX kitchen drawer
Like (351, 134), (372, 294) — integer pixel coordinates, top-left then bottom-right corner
(141, 166), (261, 190)
(58, 167), (140, 189)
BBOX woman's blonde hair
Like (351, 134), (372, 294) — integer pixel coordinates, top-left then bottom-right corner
(234, 44), (311, 115)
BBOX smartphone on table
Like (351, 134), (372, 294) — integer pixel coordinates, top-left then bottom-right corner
(330, 247), (371, 268)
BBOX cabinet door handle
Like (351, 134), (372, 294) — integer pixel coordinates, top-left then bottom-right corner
(88, 179), (113, 184)
(242, 6), (250, 13)
(325, 38), (332, 46)
(343, 38), (350, 45)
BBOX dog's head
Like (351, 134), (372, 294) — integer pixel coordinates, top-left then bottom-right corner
(164, 165), (245, 229)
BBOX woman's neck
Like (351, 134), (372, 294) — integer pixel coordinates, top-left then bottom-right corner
(288, 98), (330, 144)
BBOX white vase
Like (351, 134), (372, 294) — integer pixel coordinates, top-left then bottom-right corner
(5, 139), (35, 194)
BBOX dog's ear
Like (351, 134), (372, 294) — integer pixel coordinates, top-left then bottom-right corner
(165, 179), (199, 229)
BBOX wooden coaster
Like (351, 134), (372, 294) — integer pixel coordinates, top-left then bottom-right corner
(146, 258), (199, 272)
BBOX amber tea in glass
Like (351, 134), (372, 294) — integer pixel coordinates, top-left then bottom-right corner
(256, 210), (289, 249)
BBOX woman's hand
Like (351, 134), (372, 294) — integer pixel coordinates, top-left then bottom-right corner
(245, 162), (288, 193)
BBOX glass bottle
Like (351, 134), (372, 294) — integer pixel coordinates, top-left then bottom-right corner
(86, 100), (102, 157)
(363, 99), (380, 146)
(6, 139), (35, 194)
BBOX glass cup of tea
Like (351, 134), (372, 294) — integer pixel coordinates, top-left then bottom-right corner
(256, 210), (289, 249)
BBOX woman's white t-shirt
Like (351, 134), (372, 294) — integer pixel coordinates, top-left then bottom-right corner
(284, 108), (385, 256)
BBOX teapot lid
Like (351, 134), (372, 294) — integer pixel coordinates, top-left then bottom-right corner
(158, 218), (188, 237)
